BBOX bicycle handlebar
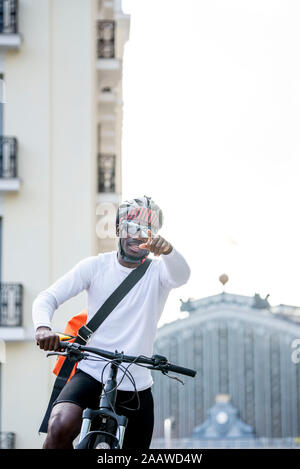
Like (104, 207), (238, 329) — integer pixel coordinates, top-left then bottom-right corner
(54, 341), (197, 378)
(164, 362), (196, 377)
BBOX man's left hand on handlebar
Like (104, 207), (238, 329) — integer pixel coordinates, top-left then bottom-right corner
(138, 229), (173, 256)
(35, 326), (60, 351)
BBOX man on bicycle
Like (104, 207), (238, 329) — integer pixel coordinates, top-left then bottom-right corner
(33, 196), (191, 449)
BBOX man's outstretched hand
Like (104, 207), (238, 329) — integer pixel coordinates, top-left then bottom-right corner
(139, 229), (173, 256)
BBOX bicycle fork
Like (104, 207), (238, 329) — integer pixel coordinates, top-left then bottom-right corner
(78, 362), (128, 449)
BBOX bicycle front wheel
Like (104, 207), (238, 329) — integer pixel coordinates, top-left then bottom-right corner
(93, 417), (119, 449)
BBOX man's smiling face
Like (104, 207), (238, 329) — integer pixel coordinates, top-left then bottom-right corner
(119, 222), (150, 260)
(121, 235), (149, 260)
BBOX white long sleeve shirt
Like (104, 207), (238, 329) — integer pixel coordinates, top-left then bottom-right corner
(32, 247), (190, 391)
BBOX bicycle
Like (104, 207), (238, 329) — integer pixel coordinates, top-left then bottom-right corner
(46, 340), (197, 449)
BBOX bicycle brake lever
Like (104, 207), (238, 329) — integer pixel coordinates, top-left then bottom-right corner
(162, 370), (185, 385)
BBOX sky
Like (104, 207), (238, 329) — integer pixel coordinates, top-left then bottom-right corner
(121, 0), (300, 326)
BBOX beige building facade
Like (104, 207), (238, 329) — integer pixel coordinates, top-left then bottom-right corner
(0, 0), (129, 448)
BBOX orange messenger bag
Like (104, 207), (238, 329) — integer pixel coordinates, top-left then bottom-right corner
(53, 309), (88, 382)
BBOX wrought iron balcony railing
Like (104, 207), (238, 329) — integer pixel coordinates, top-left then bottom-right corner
(0, 136), (18, 179)
(0, 432), (15, 449)
(0, 0), (18, 34)
(97, 20), (115, 59)
(98, 153), (115, 193)
(0, 283), (23, 327)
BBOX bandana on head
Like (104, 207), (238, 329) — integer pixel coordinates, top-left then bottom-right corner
(120, 207), (159, 232)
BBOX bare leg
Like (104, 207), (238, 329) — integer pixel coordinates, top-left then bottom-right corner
(43, 402), (83, 449)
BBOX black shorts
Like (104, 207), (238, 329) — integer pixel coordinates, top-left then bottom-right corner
(53, 369), (154, 449)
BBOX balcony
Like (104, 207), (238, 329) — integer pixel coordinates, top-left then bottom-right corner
(0, 283), (23, 327)
(0, 283), (24, 341)
(97, 20), (115, 59)
(97, 153), (115, 194)
(96, 20), (120, 85)
(0, 0), (21, 50)
(0, 136), (20, 192)
(0, 432), (15, 449)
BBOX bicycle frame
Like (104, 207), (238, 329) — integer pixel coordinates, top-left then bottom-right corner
(77, 360), (128, 449)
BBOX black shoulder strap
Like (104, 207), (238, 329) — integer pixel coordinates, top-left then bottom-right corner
(39, 257), (152, 433)
(78, 257), (152, 343)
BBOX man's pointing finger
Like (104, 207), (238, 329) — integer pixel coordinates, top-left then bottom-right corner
(139, 229), (153, 249)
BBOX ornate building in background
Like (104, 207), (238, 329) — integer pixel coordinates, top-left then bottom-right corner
(151, 292), (300, 447)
